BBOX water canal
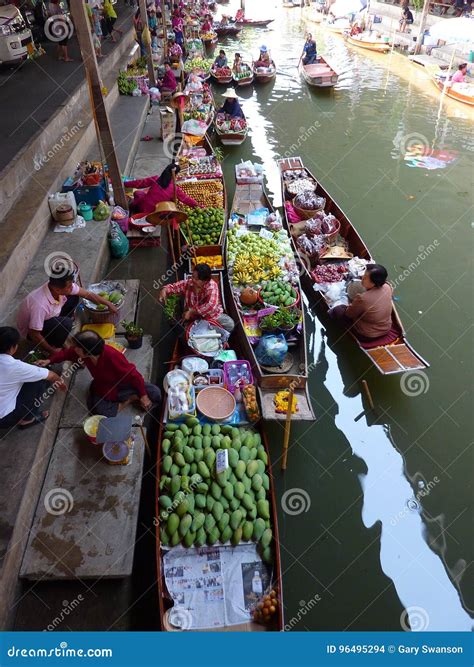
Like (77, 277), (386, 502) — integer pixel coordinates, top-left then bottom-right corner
(214, 0), (473, 631)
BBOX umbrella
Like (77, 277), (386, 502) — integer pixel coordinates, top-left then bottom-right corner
(428, 17), (474, 45)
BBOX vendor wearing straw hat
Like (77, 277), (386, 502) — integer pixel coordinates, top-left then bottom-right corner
(218, 89), (244, 119)
(254, 45), (270, 68)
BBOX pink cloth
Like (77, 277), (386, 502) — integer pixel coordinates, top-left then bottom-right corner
(284, 201), (303, 223)
(161, 69), (177, 92)
(125, 178), (200, 215)
(451, 70), (465, 83)
(17, 282), (80, 337)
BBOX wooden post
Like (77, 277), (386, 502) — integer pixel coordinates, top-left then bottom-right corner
(413, 0), (431, 56)
(241, 0), (246, 10)
(69, 2), (127, 209)
(281, 388), (294, 470)
(161, 0), (168, 59)
(361, 380), (375, 411)
(138, 0), (157, 87)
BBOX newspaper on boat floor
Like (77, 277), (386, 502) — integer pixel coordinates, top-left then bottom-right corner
(163, 544), (272, 629)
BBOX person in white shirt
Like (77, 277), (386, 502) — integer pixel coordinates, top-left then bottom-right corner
(0, 327), (66, 430)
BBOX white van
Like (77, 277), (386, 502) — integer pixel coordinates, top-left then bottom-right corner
(0, 3), (33, 64)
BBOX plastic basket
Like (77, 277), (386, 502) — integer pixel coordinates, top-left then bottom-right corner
(84, 301), (123, 325)
(223, 361), (253, 394)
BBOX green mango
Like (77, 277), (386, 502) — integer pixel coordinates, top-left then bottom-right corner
(203, 435), (212, 448)
(234, 481), (245, 500)
(242, 521), (253, 541)
(256, 487), (266, 501)
(180, 475), (190, 493)
(218, 514), (230, 532)
(207, 527), (220, 545)
(193, 424), (202, 436)
(175, 495), (189, 517)
(223, 483), (234, 501)
(212, 501), (224, 522)
(163, 431), (175, 439)
(159, 495), (172, 510)
(211, 424), (221, 436)
(166, 423), (179, 432)
(246, 461), (258, 478)
(162, 438), (171, 453)
(256, 460), (265, 476)
(221, 425), (233, 435)
(235, 461), (246, 480)
(162, 455), (173, 474)
(167, 512), (180, 536)
(194, 436), (203, 450)
(170, 475), (181, 497)
(228, 449), (239, 468)
(231, 427), (240, 439)
(230, 510), (242, 530)
(191, 512), (205, 533)
(159, 476), (170, 492)
(195, 527), (206, 547)
(196, 483), (208, 494)
(262, 546), (273, 564)
(229, 497), (240, 511)
(170, 464), (180, 477)
(249, 447), (258, 461)
(261, 528), (272, 548)
(204, 447), (216, 469)
(232, 437), (242, 452)
(239, 446), (250, 463)
(202, 424), (211, 436)
(159, 526), (169, 546)
(257, 499), (270, 520)
(211, 435), (222, 449)
(183, 530), (196, 548)
(247, 507), (257, 520)
(173, 440), (184, 454)
(253, 518), (266, 541)
(183, 446), (194, 463)
(195, 494), (206, 509)
(211, 482), (222, 500)
(187, 494), (195, 515)
(174, 452), (186, 468)
(253, 432), (262, 446)
(242, 476), (252, 493)
(197, 461), (210, 479)
(244, 434), (254, 449)
(206, 495), (215, 512)
(229, 472), (237, 485)
(257, 448), (268, 465)
(205, 513), (216, 533)
(220, 525), (232, 543)
(185, 417), (199, 428)
(216, 470), (229, 487)
(242, 494), (254, 511)
(192, 448), (202, 463)
(231, 527), (242, 546)
(180, 424), (190, 436)
(252, 474), (263, 492)
(187, 436), (194, 447)
(190, 462), (197, 475)
(262, 473), (270, 491)
(170, 530), (181, 546)
(220, 496), (229, 510)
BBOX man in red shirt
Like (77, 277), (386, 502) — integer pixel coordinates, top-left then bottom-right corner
(159, 263), (234, 332)
(36, 331), (161, 417)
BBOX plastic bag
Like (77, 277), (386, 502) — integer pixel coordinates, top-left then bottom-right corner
(108, 221), (129, 258)
(94, 200), (110, 221)
(255, 335), (288, 367)
(324, 282), (348, 307)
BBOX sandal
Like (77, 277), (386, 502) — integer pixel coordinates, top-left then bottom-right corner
(18, 411), (49, 430)
(141, 135), (154, 142)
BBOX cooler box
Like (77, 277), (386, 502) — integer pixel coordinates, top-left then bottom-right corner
(62, 177), (108, 206)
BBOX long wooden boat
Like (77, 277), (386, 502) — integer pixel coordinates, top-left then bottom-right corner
(215, 24), (242, 37)
(277, 157), (429, 375)
(225, 180), (315, 419)
(155, 285), (284, 632)
(236, 18), (274, 27)
(253, 60), (277, 83)
(233, 63), (254, 87)
(346, 34), (391, 53)
(210, 65), (233, 84)
(215, 111), (249, 145)
(432, 74), (474, 107)
(298, 56), (338, 88)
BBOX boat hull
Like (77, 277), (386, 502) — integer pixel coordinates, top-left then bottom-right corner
(236, 19), (274, 27)
(346, 35), (391, 52)
(299, 58), (338, 88)
(432, 76), (474, 106)
(253, 62), (276, 83)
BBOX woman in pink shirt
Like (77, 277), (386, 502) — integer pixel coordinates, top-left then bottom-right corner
(125, 162), (200, 216)
(451, 63), (468, 84)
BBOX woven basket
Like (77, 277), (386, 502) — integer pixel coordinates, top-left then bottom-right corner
(196, 386), (236, 421)
(84, 300), (123, 325)
(324, 219), (341, 243)
(55, 204), (75, 226)
(292, 196), (325, 221)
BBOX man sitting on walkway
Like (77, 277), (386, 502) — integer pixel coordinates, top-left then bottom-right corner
(16, 268), (117, 355)
(36, 331), (161, 418)
(0, 327), (66, 430)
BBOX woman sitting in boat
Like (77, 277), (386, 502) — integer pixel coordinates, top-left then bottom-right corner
(159, 263), (235, 333)
(302, 34), (317, 65)
(158, 61), (177, 94)
(254, 45), (271, 68)
(36, 331), (161, 418)
(451, 63), (468, 84)
(214, 49), (228, 68)
(233, 52), (243, 73)
(329, 264), (393, 341)
(124, 162), (200, 216)
(218, 89), (244, 118)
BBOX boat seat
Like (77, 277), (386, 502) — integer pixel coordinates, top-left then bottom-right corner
(305, 64), (333, 75)
(356, 325), (401, 349)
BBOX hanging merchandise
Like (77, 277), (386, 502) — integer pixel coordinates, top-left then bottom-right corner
(109, 221), (129, 258)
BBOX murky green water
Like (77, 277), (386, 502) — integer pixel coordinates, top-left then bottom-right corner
(215, 0), (473, 631)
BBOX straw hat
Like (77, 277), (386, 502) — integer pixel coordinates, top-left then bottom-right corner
(221, 88), (239, 99)
(171, 90), (189, 108)
(146, 201), (188, 226)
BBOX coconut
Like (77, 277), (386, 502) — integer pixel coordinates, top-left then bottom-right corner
(240, 287), (258, 306)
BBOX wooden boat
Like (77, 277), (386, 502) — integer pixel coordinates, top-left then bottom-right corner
(432, 74), (474, 107)
(215, 23), (242, 37)
(236, 18), (275, 28)
(346, 34), (392, 53)
(155, 287), (284, 632)
(210, 65), (233, 84)
(277, 157), (429, 375)
(225, 180), (315, 420)
(253, 60), (277, 83)
(201, 31), (218, 56)
(233, 63), (254, 87)
(299, 56), (338, 88)
(215, 111), (248, 145)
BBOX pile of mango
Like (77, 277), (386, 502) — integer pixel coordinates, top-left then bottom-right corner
(158, 419), (273, 563)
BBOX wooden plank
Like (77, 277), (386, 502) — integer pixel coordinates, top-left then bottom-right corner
(59, 335), (154, 428)
(19, 426), (145, 580)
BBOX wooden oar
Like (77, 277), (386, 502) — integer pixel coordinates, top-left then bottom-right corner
(281, 387), (295, 470)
